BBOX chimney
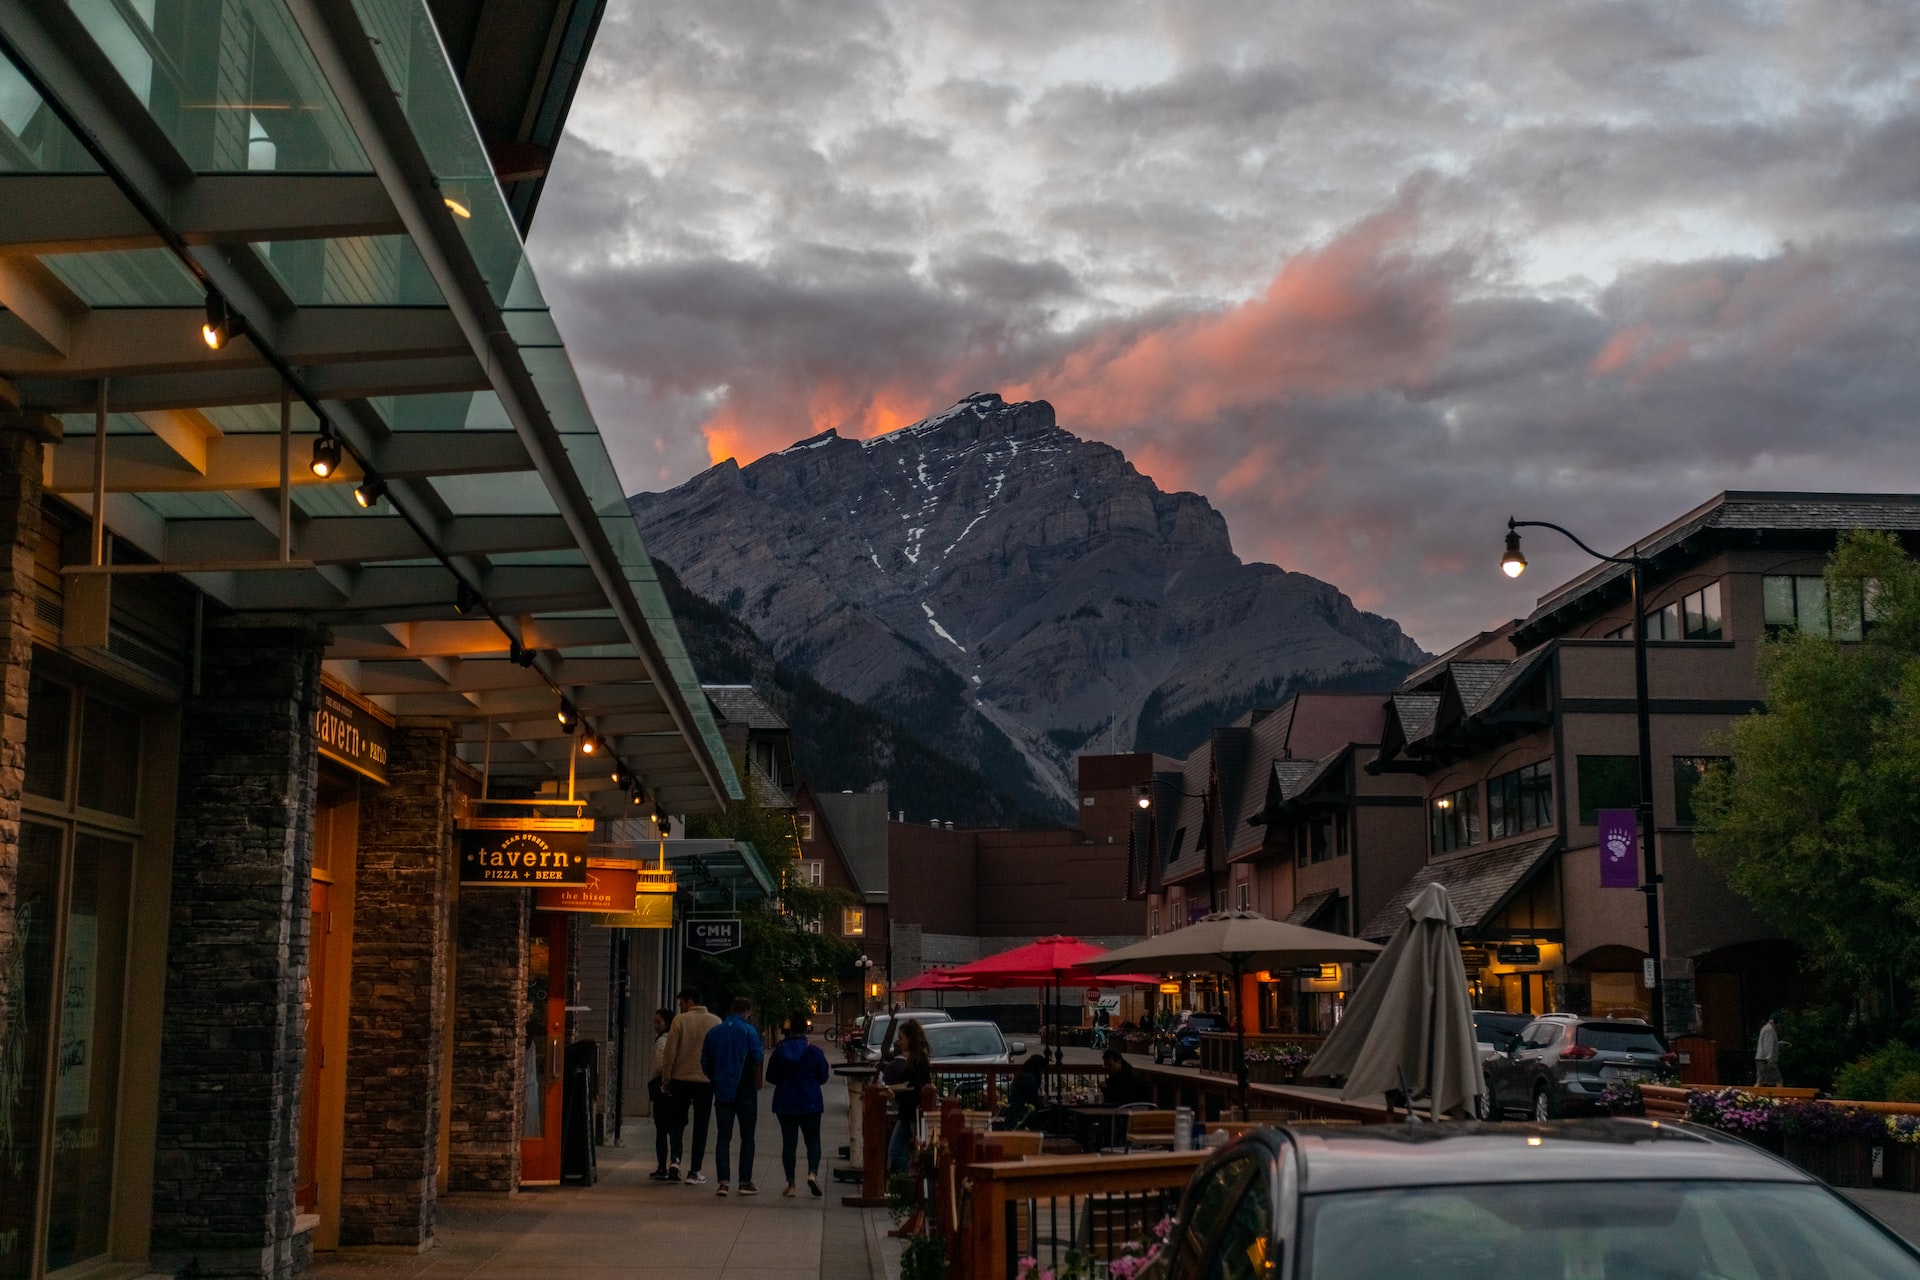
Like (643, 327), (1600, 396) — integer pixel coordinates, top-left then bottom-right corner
(944, 821), (954, 831)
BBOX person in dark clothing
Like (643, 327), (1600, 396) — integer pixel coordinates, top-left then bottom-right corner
(765, 1016), (831, 1197)
(700, 996), (764, 1196)
(1101, 1049), (1153, 1106)
(1005, 1054), (1047, 1129)
(647, 1008), (679, 1180)
(887, 1019), (933, 1173)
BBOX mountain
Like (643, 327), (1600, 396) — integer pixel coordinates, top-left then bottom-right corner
(657, 559), (1058, 827)
(633, 393), (1427, 818)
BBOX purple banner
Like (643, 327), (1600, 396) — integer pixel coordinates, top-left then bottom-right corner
(1598, 809), (1639, 888)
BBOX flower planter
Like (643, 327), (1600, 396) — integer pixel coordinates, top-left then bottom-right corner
(1783, 1136), (1876, 1188)
(1885, 1145), (1920, 1192)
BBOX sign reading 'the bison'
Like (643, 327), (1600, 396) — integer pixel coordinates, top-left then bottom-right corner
(686, 919), (742, 955)
(458, 827), (590, 885)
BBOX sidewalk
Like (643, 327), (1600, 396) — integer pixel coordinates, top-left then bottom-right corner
(306, 1084), (890, 1280)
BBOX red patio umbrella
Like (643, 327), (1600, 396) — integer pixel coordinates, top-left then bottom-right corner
(929, 936), (1160, 1071)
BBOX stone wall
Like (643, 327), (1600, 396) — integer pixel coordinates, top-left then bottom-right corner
(151, 621), (325, 1279)
(448, 886), (527, 1192)
(339, 724), (455, 1247)
(0, 409), (55, 1043)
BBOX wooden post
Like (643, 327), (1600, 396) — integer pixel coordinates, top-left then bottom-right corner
(842, 1084), (892, 1207)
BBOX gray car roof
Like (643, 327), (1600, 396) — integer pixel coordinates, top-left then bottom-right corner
(1287, 1121), (1812, 1195)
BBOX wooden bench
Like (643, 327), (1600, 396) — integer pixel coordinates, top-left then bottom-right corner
(1122, 1109), (1178, 1150)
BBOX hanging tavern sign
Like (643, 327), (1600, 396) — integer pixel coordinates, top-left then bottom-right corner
(315, 679), (392, 785)
(456, 815), (593, 885)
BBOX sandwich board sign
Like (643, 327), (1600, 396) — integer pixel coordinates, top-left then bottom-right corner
(687, 919), (742, 956)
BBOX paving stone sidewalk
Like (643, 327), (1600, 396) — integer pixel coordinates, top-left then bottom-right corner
(305, 1087), (886, 1280)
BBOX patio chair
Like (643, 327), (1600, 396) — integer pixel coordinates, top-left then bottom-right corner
(1121, 1109), (1178, 1150)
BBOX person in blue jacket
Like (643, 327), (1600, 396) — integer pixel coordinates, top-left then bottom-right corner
(700, 996), (765, 1196)
(765, 1015), (832, 1197)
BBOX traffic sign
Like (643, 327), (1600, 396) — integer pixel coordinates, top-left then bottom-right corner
(688, 919), (742, 955)
(1083, 986), (1102, 1004)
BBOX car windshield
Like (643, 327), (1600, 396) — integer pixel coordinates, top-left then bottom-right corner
(1302, 1180), (1920, 1280)
(926, 1025), (1004, 1058)
(1577, 1023), (1665, 1053)
(1474, 1014), (1528, 1040)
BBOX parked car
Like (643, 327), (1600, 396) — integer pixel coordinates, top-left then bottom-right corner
(1484, 1014), (1676, 1120)
(1471, 1011), (1533, 1062)
(924, 1020), (1027, 1065)
(860, 1009), (953, 1063)
(1137, 1120), (1920, 1280)
(1156, 1012), (1229, 1066)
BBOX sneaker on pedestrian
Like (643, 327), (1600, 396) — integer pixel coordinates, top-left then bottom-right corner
(807, 1173), (821, 1197)
(667, 1163), (681, 1182)
(649, 1168), (673, 1182)
(739, 1182), (758, 1196)
(783, 1184), (797, 1198)
(685, 1171), (707, 1185)
(716, 1182), (729, 1197)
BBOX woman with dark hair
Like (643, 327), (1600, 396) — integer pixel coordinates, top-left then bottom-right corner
(887, 1019), (933, 1173)
(1006, 1054), (1047, 1129)
(648, 1008), (680, 1181)
(765, 1016), (831, 1196)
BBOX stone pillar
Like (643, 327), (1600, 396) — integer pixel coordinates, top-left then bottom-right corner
(338, 724), (455, 1246)
(0, 405), (58, 1043)
(151, 622), (325, 1280)
(447, 886), (527, 1192)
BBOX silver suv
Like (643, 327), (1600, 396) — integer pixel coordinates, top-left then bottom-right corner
(1485, 1014), (1675, 1120)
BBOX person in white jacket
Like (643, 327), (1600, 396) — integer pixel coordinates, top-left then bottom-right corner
(1755, 1013), (1787, 1087)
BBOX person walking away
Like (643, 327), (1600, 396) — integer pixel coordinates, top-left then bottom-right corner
(1101, 1049), (1153, 1106)
(1755, 1013), (1788, 1086)
(662, 989), (721, 1185)
(766, 1015), (830, 1197)
(647, 1008), (679, 1181)
(1005, 1054), (1047, 1129)
(887, 1019), (933, 1173)
(702, 996), (765, 1196)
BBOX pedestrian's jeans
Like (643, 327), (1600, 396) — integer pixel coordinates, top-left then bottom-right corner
(888, 1115), (915, 1173)
(778, 1111), (823, 1184)
(651, 1078), (682, 1170)
(715, 1097), (757, 1185)
(672, 1080), (714, 1174)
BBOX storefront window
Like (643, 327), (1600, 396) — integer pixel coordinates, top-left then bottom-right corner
(23, 676), (70, 802)
(77, 699), (141, 817)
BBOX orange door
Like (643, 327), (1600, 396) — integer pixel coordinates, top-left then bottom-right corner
(519, 912), (568, 1183)
(298, 880), (330, 1211)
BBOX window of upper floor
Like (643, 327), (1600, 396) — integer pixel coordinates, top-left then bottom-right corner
(842, 907), (865, 936)
(1764, 574), (1879, 640)
(1605, 580), (1723, 641)
(1576, 755), (1638, 824)
(1236, 881), (1251, 911)
(1430, 785), (1479, 854)
(1149, 907), (1160, 937)
(1488, 760), (1553, 840)
(800, 860), (823, 886)
(797, 811), (815, 840)
(1673, 756), (1730, 827)
(1167, 826), (1187, 866)
(1295, 812), (1347, 865)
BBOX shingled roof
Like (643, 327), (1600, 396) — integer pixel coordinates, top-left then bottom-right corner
(1358, 835), (1559, 940)
(704, 685), (789, 731)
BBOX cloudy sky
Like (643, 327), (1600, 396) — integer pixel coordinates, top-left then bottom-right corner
(527, 0), (1920, 650)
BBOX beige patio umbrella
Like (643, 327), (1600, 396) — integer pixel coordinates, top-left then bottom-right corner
(1084, 910), (1381, 1112)
(1305, 882), (1483, 1121)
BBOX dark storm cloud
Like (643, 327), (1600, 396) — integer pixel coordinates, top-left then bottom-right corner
(532, 0), (1920, 647)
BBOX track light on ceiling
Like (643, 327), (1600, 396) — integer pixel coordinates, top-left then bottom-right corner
(202, 290), (244, 350)
(454, 581), (477, 615)
(581, 733), (598, 755)
(353, 472), (386, 509)
(310, 431), (341, 479)
(510, 642), (536, 668)
(630, 787), (644, 806)
(610, 764), (624, 785)
(557, 697), (576, 728)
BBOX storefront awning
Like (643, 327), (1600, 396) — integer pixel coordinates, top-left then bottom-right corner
(0, 1), (738, 814)
(1358, 835), (1559, 941)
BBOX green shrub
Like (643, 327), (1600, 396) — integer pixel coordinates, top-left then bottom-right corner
(1889, 1071), (1920, 1103)
(1833, 1041), (1920, 1101)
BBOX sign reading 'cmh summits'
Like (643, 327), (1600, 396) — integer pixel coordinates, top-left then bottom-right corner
(457, 816), (593, 886)
(686, 919), (742, 955)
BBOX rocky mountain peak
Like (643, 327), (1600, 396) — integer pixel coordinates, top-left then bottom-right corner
(634, 394), (1424, 815)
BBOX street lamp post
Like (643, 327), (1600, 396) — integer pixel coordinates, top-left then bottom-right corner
(1502, 517), (1665, 1039)
(854, 954), (875, 1018)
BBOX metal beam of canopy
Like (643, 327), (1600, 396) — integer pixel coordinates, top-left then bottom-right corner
(0, 173), (404, 253)
(46, 430), (531, 492)
(15, 356), (490, 413)
(1, 307), (471, 379)
(161, 513), (573, 564)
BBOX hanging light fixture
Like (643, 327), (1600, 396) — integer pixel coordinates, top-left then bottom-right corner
(581, 732), (599, 755)
(309, 431), (341, 478)
(454, 581), (478, 615)
(556, 697), (576, 728)
(510, 642), (537, 668)
(202, 290), (244, 350)
(353, 472), (386, 508)
(610, 763), (624, 785)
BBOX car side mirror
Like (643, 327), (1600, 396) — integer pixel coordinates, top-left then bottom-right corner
(1505, 1037), (1523, 1058)
(1011, 1040), (1027, 1055)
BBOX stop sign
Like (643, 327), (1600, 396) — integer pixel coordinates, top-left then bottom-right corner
(1084, 986), (1102, 1004)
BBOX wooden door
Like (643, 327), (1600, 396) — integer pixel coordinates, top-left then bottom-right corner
(519, 912), (568, 1184)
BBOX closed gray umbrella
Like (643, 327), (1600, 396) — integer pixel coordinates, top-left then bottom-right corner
(1086, 910), (1381, 1112)
(1305, 882), (1483, 1121)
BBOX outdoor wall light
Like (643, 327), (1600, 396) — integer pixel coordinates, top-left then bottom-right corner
(202, 290), (245, 350)
(353, 472), (386, 508)
(1436, 797), (1452, 810)
(1135, 785), (1152, 810)
(309, 432), (341, 478)
(556, 697), (577, 728)
(1501, 523), (1528, 578)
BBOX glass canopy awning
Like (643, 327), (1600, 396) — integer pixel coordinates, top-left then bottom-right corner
(0, 0), (739, 815)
